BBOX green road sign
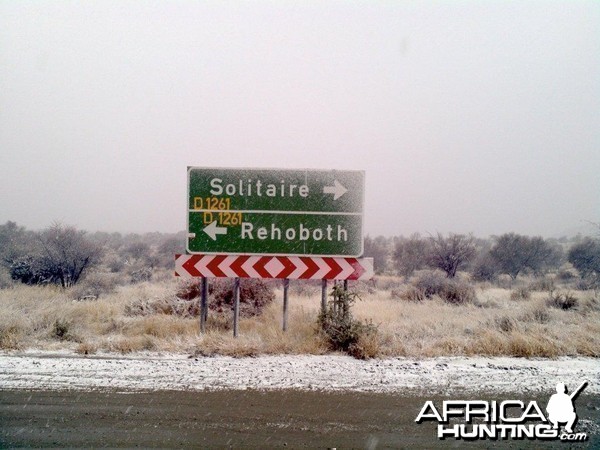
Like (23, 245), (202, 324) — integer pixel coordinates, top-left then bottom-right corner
(187, 167), (364, 256)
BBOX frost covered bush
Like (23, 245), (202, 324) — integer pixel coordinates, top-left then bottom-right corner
(126, 296), (199, 318)
(130, 267), (153, 283)
(175, 279), (202, 300)
(52, 319), (78, 341)
(510, 286), (531, 301)
(390, 286), (425, 302)
(318, 285), (379, 359)
(439, 280), (476, 305)
(412, 270), (448, 297)
(0, 317), (26, 349)
(174, 278), (275, 318)
(209, 278), (275, 318)
(546, 291), (578, 310)
(70, 272), (120, 300)
(8, 223), (102, 287)
(289, 279), (320, 297)
(528, 277), (554, 292)
(471, 254), (499, 282)
(0, 268), (13, 289)
(411, 270), (475, 305)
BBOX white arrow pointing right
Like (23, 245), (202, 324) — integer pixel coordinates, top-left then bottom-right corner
(323, 180), (348, 200)
(203, 220), (227, 241)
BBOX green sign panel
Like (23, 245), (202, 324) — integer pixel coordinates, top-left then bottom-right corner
(187, 167), (364, 256)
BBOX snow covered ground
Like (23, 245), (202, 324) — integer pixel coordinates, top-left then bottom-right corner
(1, 351), (598, 394)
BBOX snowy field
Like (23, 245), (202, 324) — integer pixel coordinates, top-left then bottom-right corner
(1, 352), (598, 395)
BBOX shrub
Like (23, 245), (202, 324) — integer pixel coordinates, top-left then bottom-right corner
(496, 274), (513, 289)
(289, 279), (320, 297)
(175, 279), (202, 300)
(175, 278), (275, 318)
(104, 254), (125, 273)
(0, 268), (13, 289)
(441, 280), (476, 305)
(130, 268), (152, 283)
(110, 335), (156, 353)
(556, 268), (576, 282)
(528, 277), (554, 292)
(318, 285), (379, 358)
(373, 276), (403, 291)
(520, 303), (551, 324)
(0, 318), (25, 349)
(363, 235), (390, 274)
(389, 288), (401, 299)
(320, 317), (379, 359)
(574, 276), (600, 291)
(510, 286), (531, 301)
(125, 296), (199, 318)
(546, 291), (578, 310)
(412, 270), (476, 304)
(495, 316), (517, 333)
(391, 286), (425, 302)
(393, 234), (429, 278)
(9, 257), (52, 285)
(579, 295), (600, 315)
(412, 270), (448, 297)
(347, 327), (380, 360)
(568, 237), (600, 279)
(70, 272), (120, 300)
(29, 223), (102, 287)
(52, 320), (73, 341)
(76, 342), (98, 355)
(471, 254), (499, 282)
(209, 278), (275, 318)
(352, 280), (377, 296)
(125, 298), (153, 316)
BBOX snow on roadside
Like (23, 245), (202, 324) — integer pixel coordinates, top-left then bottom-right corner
(0, 351), (598, 394)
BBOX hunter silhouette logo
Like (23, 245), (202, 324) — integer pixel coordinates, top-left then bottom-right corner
(546, 381), (587, 434)
(415, 380), (589, 441)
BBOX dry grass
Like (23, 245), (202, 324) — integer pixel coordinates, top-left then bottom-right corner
(1, 277), (599, 358)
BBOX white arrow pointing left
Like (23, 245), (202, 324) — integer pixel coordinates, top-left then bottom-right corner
(203, 220), (227, 241)
(323, 180), (348, 200)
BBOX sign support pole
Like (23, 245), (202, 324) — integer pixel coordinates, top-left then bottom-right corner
(282, 278), (289, 332)
(233, 278), (240, 338)
(321, 279), (327, 314)
(200, 277), (208, 333)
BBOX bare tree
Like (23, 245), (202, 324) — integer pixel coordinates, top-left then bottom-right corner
(427, 233), (476, 278)
(124, 241), (152, 262)
(471, 252), (500, 282)
(157, 235), (185, 269)
(568, 237), (600, 280)
(363, 235), (390, 274)
(489, 233), (555, 280)
(393, 233), (429, 278)
(37, 223), (103, 287)
(0, 221), (28, 267)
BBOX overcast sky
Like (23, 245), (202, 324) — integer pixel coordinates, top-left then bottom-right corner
(1, 1), (598, 238)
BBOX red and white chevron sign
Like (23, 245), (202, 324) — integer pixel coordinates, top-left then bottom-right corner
(175, 254), (374, 280)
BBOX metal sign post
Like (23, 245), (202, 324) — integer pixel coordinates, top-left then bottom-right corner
(282, 279), (289, 332)
(200, 277), (208, 333)
(321, 279), (327, 314)
(233, 278), (240, 338)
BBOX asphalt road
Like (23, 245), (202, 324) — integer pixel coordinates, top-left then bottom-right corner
(1, 389), (598, 448)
